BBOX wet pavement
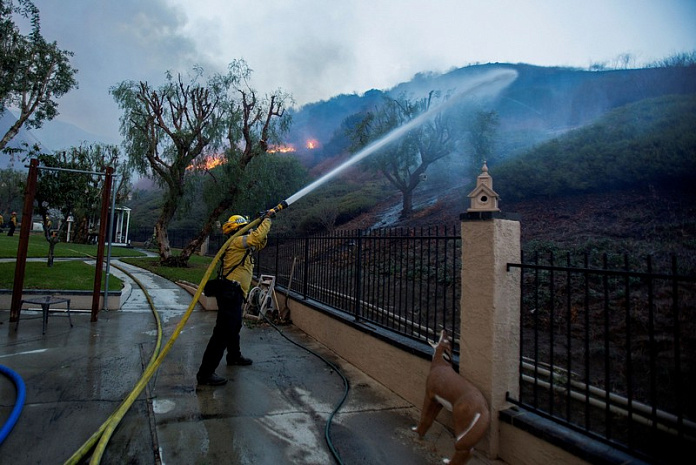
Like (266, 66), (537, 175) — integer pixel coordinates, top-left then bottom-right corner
(0, 259), (474, 464)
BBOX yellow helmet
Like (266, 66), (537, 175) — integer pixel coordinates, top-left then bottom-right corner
(222, 214), (248, 235)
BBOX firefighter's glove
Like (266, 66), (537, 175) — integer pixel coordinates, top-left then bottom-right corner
(260, 209), (276, 219)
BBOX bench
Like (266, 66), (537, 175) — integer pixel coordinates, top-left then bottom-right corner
(16, 296), (73, 334)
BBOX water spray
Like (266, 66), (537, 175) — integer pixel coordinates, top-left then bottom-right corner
(64, 68), (518, 464)
(283, 68), (518, 207)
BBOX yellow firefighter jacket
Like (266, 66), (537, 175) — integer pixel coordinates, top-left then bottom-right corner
(222, 218), (271, 297)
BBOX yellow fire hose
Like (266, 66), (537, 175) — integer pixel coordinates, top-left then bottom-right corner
(64, 205), (281, 464)
(60, 256), (166, 464)
(62, 259), (164, 465)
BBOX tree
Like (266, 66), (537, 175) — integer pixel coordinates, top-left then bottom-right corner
(177, 82), (295, 265)
(198, 151), (307, 218)
(33, 144), (131, 265)
(113, 68), (229, 265)
(649, 51), (696, 68)
(0, 0), (78, 151)
(467, 110), (499, 177)
(349, 92), (459, 218)
(112, 60), (292, 266)
(0, 167), (24, 214)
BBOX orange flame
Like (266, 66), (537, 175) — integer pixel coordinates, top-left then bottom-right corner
(187, 155), (226, 171)
(306, 139), (319, 149)
(267, 144), (296, 153)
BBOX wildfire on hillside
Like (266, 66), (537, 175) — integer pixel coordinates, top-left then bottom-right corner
(187, 155), (226, 171)
(266, 139), (319, 153)
(267, 144), (296, 153)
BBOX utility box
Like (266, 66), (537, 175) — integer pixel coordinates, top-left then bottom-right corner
(467, 162), (500, 213)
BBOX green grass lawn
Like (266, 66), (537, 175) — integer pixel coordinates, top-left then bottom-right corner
(0, 261), (123, 291)
(119, 255), (215, 286)
(0, 232), (145, 259)
(0, 233), (215, 291)
(0, 233), (145, 290)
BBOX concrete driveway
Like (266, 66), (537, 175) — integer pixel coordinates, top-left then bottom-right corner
(0, 259), (470, 464)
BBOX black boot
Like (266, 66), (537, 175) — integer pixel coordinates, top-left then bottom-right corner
(227, 355), (253, 366)
(197, 372), (228, 386)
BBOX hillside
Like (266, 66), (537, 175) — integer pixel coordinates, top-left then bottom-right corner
(120, 62), (695, 267)
(493, 94), (696, 201)
(286, 63), (696, 167)
(334, 181), (696, 271)
(332, 92), (696, 272)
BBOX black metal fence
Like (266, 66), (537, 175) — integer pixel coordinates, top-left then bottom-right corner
(507, 252), (696, 464)
(138, 225), (696, 462)
(129, 227), (204, 250)
(251, 227), (461, 349)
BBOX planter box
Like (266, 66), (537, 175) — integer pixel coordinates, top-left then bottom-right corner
(0, 289), (122, 311)
(176, 280), (217, 310)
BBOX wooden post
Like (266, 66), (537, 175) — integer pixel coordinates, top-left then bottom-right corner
(10, 159), (39, 322)
(91, 166), (113, 321)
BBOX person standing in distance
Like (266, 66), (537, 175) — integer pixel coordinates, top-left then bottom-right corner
(196, 209), (275, 386)
(7, 212), (17, 236)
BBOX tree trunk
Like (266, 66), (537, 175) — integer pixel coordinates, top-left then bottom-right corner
(75, 217), (89, 244)
(155, 210), (175, 263)
(154, 221), (173, 263)
(0, 113), (30, 151)
(47, 240), (57, 267)
(401, 188), (414, 218)
(155, 185), (184, 264)
(177, 222), (214, 265)
(175, 181), (243, 267)
(45, 228), (61, 267)
(177, 202), (232, 265)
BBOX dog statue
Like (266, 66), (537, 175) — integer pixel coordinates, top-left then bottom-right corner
(413, 330), (490, 464)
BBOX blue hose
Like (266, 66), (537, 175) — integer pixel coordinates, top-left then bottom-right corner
(0, 364), (26, 445)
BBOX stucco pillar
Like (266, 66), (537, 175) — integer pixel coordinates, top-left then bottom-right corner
(198, 236), (209, 256)
(459, 213), (521, 460)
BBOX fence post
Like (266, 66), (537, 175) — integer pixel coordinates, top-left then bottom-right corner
(459, 212), (521, 460)
(303, 236), (310, 299)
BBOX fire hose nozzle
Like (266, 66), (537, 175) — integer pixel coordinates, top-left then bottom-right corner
(258, 200), (289, 220)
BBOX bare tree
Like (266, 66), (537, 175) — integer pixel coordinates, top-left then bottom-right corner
(649, 51), (696, 68)
(112, 61), (292, 266)
(350, 92), (457, 218)
(177, 84), (291, 265)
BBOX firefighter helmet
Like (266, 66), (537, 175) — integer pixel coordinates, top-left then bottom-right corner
(222, 214), (248, 235)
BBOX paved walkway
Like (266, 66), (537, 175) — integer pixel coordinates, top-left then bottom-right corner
(0, 258), (484, 464)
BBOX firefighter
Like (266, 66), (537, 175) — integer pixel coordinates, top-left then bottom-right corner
(196, 209), (276, 386)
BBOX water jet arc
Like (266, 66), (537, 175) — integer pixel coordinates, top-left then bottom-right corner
(283, 68), (518, 207)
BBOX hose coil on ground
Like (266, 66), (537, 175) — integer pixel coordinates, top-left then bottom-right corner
(0, 364), (26, 445)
